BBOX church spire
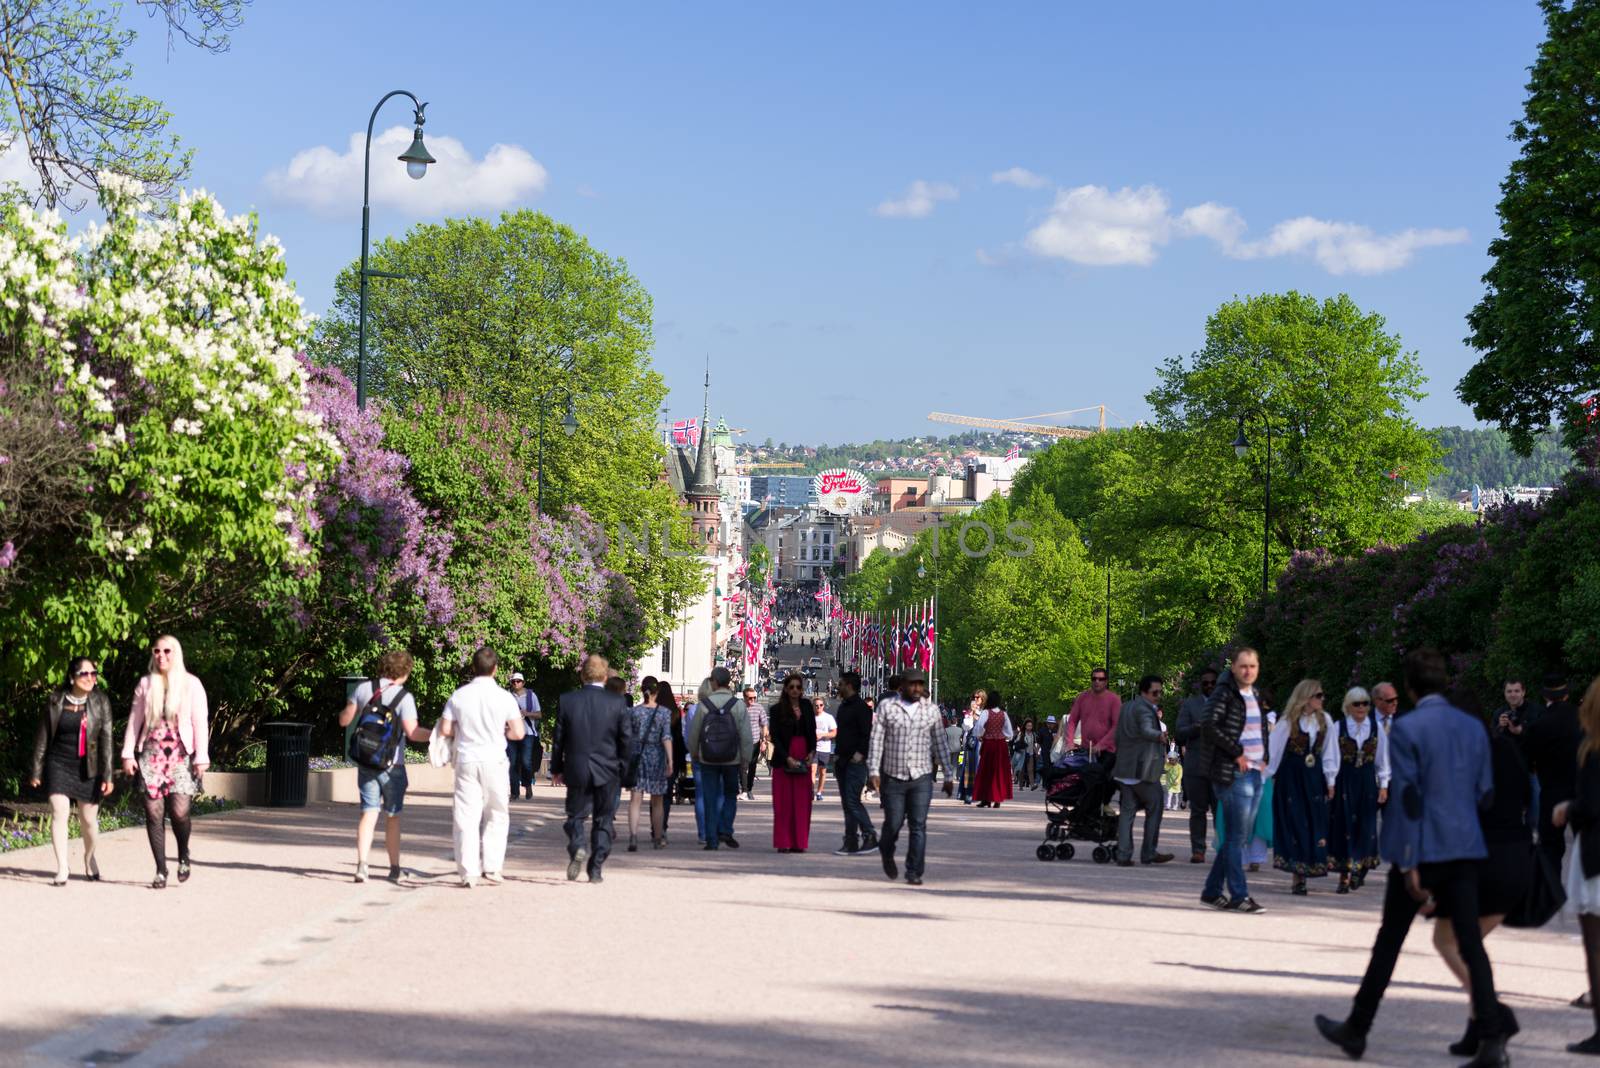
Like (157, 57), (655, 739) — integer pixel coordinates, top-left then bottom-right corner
(689, 357), (718, 496)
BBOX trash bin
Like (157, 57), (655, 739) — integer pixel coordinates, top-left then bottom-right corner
(263, 722), (313, 807)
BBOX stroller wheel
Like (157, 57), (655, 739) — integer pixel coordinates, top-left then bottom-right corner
(1035, 843), (1057, 862)
(1091, 845), (1111, 864)
(1058, 842), (1076, 861)
(1045, 823), (1061, 841)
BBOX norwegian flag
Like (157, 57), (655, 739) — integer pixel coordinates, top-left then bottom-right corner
(830, 599), (843, 620)
(670, 417), (700, 446)
(901, 615), (917, 670)
(1586, 394), (1599, 425)
(734, 561), (749, 581)
(921, 604), (936, 672)
(1005, 444), (1021, 461)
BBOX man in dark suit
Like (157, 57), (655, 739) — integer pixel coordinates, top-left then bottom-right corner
(551, 653), (633, 884)
(1527, 672), (1581, 868)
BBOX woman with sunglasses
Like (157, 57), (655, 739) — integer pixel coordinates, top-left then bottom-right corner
(121, 635), (210, 889)
(1265, 679), (1341, 896)
(1328, 687), (1389, 893)
(29, 658), (114, 885)
(769, 674), (817, 852)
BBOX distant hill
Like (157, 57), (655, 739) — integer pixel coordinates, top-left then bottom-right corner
(740, 426), (1578, 491)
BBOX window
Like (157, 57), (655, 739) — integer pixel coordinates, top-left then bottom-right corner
(661, 636), (672, 673)
(822, 531), (831, 545)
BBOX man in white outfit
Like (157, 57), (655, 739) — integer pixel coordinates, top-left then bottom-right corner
(440, 646), (524, 887)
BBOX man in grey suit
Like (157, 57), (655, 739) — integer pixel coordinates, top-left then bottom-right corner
(551, 653), (634, 884)
(1173, 667), (1219, 863)
(1113, 675), (1174, 866)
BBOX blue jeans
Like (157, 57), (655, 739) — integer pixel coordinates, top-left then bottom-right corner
(697, 763), (740, 847)
(839, 759), (874, 848)
(1203, 768), (1263, 901)
(879, 773), (934, 879)
(507, 735), (536, 792)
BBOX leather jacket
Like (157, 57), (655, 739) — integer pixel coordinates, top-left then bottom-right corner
(1190, 670), (1270, 787)
(31, 689), (116, 785)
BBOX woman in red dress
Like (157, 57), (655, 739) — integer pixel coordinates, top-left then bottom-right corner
(972, 690), (1015, 808)
(769, 675), (817, 852)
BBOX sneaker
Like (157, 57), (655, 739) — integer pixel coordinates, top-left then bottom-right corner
(354, 863), (368, 884)
(462, 876), (478, 889)
(1225, 896), (1265, 914)
(905, 873), (923, 886)
(1201, 893), (1229, 910)
(834, 843), (859, 856)
(860, 835), (879, 851)
(719, 834), (740, 849)
(482, 871), (503, 885)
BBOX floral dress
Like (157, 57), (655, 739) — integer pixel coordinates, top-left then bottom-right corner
(630, 704), (671, 796)
(139, 720), (197, 799)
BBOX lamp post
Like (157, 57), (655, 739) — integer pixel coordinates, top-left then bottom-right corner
(535, 391), (579, 515)
(356, 91), (436, 410)
(1231, 415), (1274, 596)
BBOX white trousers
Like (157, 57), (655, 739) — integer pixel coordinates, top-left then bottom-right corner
(453, 759), (511, 878)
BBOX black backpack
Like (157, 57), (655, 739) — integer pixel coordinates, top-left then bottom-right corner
(348, 680), (410, 771)
(699, 694), (740, 764)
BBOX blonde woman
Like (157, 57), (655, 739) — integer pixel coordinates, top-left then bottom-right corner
(1328, 687), (1390, 893)
(1266, 679), (1340, 896)
(121, 635), (210, 889)
(29, 658), (114, 884)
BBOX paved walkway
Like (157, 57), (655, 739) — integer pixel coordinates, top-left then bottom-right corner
(0, 779), (1591, 1066)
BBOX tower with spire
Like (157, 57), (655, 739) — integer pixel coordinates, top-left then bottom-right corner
(686, 363), (720, 554)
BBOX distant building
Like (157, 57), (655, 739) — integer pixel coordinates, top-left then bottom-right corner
(750, 474), (815, 508)
(875, 477), (928, 512)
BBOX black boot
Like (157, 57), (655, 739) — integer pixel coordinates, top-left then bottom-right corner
(1314, 1015), (1366, 1060)
(1459, 1035), (1508, 1068)
(1497, 1002), (1519, 1041)
(1448, 1017), (1479, 1057)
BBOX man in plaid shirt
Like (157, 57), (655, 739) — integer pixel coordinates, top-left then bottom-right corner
(868, 668), (955, 886)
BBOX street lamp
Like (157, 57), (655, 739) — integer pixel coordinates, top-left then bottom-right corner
(357, 90), (435, 410)
(536, 391), (579, 515)
(1230, 414), (1274, 595)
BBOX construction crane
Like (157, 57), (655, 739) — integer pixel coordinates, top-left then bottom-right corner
(736, 461), (806, 473)
(926, 405), (1109, 438)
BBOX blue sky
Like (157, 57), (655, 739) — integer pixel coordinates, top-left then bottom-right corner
(124, 1), (1546, 443)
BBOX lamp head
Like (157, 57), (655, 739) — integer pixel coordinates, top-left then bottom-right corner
(917, 563), (926, 580)
(1231, 418), (1249, 459)
(399, 102), (436, 180)
(561, 400), (578, 437)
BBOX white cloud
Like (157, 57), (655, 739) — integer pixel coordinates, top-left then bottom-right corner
(264, 126), (548, 216)
(991, 166), (1047, 189)
(875, 179), (958, 219)
(1016, 182), (1466, 274)
(1023, 184), (1173, 266)
(1227, 217), (1469, 275)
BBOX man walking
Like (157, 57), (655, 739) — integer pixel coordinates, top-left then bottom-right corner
(439, 646), (524, 888)
(1112, 675), (1174, 867)
(742, 684), (768, 801)
(1065, 668), (1120, 764)
(687, 667), (752, 850)
(507, 671), (541, 800)
(1174, 667), (1219, 863)
(551, 654), (633, 884)
(1036, 715), (1057, 778)
(1315, 649), (1506, 1067)
(339, 649), (432, 884)
(831, 671), (877, 856)
(1192, 648), (1268, 913)
(812, 695), (837, 801)
(868, 669), (955, 886)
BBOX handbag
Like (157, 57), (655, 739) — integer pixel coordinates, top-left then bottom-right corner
(1504, 841), (1566, 928)
(623, 708), (664, 790)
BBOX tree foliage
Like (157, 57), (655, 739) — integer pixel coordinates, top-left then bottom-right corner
(310, 210), (702, 643)
(1461, 0), (1600, 453)
(0, 0), (250, 209)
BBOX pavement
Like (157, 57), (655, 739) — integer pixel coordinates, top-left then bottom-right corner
(1, 777), (1593, 1067)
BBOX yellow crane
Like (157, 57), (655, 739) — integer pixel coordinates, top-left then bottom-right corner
(926, 405), (1109, 438)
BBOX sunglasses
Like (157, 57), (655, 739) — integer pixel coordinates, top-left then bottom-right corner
(1311, 692), (1325, 699)
(1351, 700), (1371, 707)
(75, 669), (97, 678)
(1091, 676), (1108, 682)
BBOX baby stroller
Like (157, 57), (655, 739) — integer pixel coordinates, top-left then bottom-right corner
(1035, 750), (1119, 863)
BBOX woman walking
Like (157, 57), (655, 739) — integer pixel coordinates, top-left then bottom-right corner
(972, 690), (1014, 809)
(626, 678), (673, 851)
(1328, 687), (1389, 893)
(1554, 676), (1600, 1055)
(1266, 680), (1340, 895)
(29, 658), (114, 885)
(769, 674), (816, 852)
(658, 686), (685, 843)
(1014, 718), (1038, 790)
(121, 635), (210, 889)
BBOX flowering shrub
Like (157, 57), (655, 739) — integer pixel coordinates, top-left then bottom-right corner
(0, 177), (338, 682)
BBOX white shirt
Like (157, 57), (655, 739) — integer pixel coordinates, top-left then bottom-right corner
(1342, 715), (1392, 789)
(1266, 713), (1341, 781)
(441, 676), (521, 765)
(815, 711), (838, 754)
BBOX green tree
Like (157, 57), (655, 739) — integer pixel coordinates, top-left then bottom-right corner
(0, 0), (249, 209)
(1460, 0), (1600, 454)
(311, 210), (702, 645)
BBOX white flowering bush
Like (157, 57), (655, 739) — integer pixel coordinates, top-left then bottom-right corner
(0, 175), (339, 679)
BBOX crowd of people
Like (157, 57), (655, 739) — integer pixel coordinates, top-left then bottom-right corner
(23, 623), (1600, 1059)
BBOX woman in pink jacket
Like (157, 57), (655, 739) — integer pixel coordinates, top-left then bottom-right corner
(121, 635), (210, 889)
